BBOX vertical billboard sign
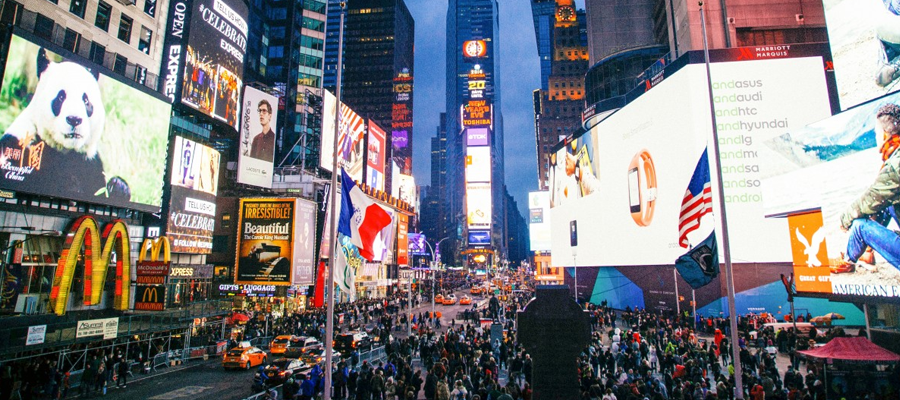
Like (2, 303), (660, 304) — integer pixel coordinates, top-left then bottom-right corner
(366, 120), (386, 192)
(238, 87), (277, 188)
(292, 199), (316, 286)
(823, 0), (900, 110)
(180, 0), (249, 130)
(392, 68), (413, 174)
(396, 174), (416, 206)
(466, 183), (492, 229)
(161, 0), (193, 102)
(235, 199), (295, 285)
(529, 191), (551, 252)
(320, 91), (366, 182)
(397, 214), (409, 267)
(168, 137), (219, 254)
(466, 146), (491, 183)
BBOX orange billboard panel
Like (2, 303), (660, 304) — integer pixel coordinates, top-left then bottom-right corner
(787, 210), (831, 293)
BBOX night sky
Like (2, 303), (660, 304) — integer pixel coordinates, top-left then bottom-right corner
(407, 0), (585, 217)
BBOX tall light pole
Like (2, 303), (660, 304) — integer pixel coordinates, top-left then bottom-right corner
(323, 3), (344, 400)
(422, 237), (448, 325)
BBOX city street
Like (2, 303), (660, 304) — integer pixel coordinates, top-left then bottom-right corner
(78, 287), (481, 400)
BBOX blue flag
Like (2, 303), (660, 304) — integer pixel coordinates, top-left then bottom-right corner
(675, 230), (720, 289)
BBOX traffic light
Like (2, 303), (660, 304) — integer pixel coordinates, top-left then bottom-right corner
(679, 296), (685, 301)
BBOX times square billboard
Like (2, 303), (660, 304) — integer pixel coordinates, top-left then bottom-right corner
(550, 44), (900, 303)
(161, 0), (248, 131)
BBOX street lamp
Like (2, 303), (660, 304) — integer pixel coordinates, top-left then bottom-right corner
(421, 236), (449, 325)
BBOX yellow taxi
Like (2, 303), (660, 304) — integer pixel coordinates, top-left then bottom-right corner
(270, 335), (296, 355)
(459, 295), (472, 305)
(434, 294), (444, 303)
(470, 286), (482, 295)
(223, 345), (267, 369)
(442, 294), (458, 305)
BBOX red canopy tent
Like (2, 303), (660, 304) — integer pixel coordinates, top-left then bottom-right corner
(799, 337), (900, 364)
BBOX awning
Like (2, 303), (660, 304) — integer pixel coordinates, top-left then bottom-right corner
(798, 337), (900, 364)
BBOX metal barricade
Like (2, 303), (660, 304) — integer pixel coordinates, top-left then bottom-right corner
(243, 384), (283, 400)
(359, 345), (387, 365)
(151, 352), (170, 371)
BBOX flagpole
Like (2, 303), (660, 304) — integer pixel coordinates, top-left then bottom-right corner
(699, 2), (743, 399)
(323, 3), (345, 400)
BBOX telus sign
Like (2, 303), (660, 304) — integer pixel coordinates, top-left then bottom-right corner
(466, 128), (489, 146)
(161, 0), (192, 102)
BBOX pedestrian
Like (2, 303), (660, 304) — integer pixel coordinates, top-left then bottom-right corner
(117, 358), (129, 388)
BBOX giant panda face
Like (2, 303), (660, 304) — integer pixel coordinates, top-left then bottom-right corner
(31, 60), (105, 158)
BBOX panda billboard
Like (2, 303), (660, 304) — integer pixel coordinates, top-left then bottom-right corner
(180, 0), (248, 131)
(0, 34), (172, 212)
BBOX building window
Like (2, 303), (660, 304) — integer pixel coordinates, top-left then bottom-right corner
(144, 0), (157, 17)
(63, 28), (80, 53)
(90, 42), (105, 65)
(114, 54), (127, 74)
(118, 15), (133, 43)
(138, 26), (152, 54)
(35, 14), (54, 41)
(95, 1), (112, 31)
(69, 0), (87, 18)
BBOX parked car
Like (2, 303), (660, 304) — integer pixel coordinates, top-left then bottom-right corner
(223, 346), (267, 369)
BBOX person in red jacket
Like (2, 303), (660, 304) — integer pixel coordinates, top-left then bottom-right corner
(751, 382), (765, 400)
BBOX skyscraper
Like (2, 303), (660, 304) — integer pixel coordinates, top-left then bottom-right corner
(531, 0), (588, 191)
(331, 0), (415, 195)
(245, 0), (327, 170)
(444, 0), (506, 267)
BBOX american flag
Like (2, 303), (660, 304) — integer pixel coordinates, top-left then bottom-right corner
(678, 149), (713, 248)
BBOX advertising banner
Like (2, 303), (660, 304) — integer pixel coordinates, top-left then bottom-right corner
(160, 0), (192, 102)
(26, 325), (46, 346)
(396, 174), (416, 205)
(529, 191), (551, 252)
(823, 0), (900, 110)
(466, 128), (489, 146)
(467, 183), (492, 229)
(763, 90), (900, 299)
(408, 233), (427, 256)
(292, 199), (316, 286)
(392, 68), (413, 174)
(76, 317), (119, 340)
(462, 100), (492, 128)
(466, 146), (491, 183)
(134, 285), (166, 311)
(180, 0), (248, 130)
(218, 283), (277, 297)
(366, 120), (386, 192)
(238, 87), (277, 187)
(136, 261), (170, 285)
(235, 199), (295, 285)
(468, 230), (490, 246)
(550, 57), (832, 267)
(0, 35), (172, 212)
(167, 137), (219, 254)
(320, 91), (366, 182)
(397, 214), (408, 266)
